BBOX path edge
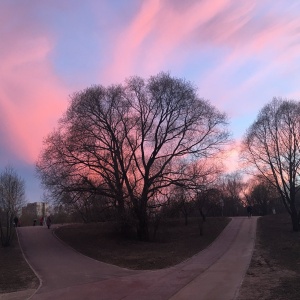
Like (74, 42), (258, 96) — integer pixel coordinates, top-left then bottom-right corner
(15, 228), (43, 300)
(233, 216), (260, 300)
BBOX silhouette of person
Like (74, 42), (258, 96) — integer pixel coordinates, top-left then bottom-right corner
(246, 205), (253, 218)
(46, 216), (51, 229)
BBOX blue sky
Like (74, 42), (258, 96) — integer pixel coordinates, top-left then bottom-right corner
(1, 0), (300, 203)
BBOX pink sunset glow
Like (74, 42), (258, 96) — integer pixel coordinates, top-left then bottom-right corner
(0, 34), (69, 163)
(1, 0), (300, 201)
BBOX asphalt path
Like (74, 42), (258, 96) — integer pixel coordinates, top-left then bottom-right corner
(12, 216), (257, 300)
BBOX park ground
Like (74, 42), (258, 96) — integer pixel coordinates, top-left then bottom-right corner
(237, 214), (300, 300)
(0, 214), (299, 299)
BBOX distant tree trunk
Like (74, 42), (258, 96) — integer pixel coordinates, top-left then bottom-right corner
(180, 203), (189, 226)
(198, 218), (204, 236)
(116, 195), (130, 235)
(199, 208), (206, 222)
(198, 208), (206, 236)
(291, 206), (299, 232)
(184, 213), (188, 226)
(137, 215), (149, 241)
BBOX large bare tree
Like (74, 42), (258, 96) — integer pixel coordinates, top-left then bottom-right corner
(0, 166), (25, 246)
(37, 73), (229, 240)
(242, 98), (300, 231)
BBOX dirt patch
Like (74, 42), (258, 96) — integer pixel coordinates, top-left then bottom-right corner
(238, 247), (297, 299)
(237, 214), (300, 300)
(0, 231), (39, 293)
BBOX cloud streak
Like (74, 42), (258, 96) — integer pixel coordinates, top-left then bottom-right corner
(102, 0), (300, 112)
(0, 3), (70, 163)
(1, 0), (300, 201)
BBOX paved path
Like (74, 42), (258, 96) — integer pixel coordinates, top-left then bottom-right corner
(14, 217), (257, 300)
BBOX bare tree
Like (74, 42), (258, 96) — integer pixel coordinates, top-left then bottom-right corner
(243, 176), (280, 216)
(241, 98), (300, 231)
(0, 166), (25, 247)
(219, 172), (245, 216)
(37, 73), (229, 240)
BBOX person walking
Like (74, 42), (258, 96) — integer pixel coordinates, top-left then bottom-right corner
(14, 216), (19, 227)
(46, 216), (52, 229)
(246, 205), (253, 218)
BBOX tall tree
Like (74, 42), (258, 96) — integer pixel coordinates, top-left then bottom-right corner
(37, 73), (229, 240)
(242, 98), (300, 231)
(0, 166), (25, 247)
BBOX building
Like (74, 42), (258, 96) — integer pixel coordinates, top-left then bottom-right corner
(22, 202), (49, 218)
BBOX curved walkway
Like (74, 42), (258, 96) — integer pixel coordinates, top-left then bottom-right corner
(15, 217), (257, 300)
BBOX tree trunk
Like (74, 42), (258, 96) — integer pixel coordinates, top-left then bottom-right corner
(198, 218), (204, 236)
(199, 208), (206, 222)
(184, 212), (188, 226)
(290, 207), (299, 232)
(137, 216), (149, 241)
(135, 194), (150, 241)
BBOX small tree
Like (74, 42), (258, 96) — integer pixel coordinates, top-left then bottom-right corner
(0, 166), (25, 247)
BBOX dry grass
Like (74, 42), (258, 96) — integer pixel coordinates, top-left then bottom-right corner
(0, 230), (39, 293)
(238, 213), (300, 300)
(55, 217), (230, 270)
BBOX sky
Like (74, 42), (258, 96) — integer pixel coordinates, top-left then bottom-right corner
(1, 0), (300, 203)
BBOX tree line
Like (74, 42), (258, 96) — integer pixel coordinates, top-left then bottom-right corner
(2, 73), (299, 245)
(36, 73), (229, 240)
(35, 73), (300, 238)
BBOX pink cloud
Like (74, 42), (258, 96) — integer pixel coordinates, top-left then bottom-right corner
(101, 0), (237, 81)
(101, 0), (300, 104)
(220, 142), (242, 173)
(101, 0), (163, 84)
(2, 0), (300, 170)
(0, 5), (70, 164)
(189, 3), (300, 113)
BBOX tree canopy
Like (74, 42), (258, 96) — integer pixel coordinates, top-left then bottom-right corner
(37, 72), (230, 240)
(242, 98), (300, 231)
